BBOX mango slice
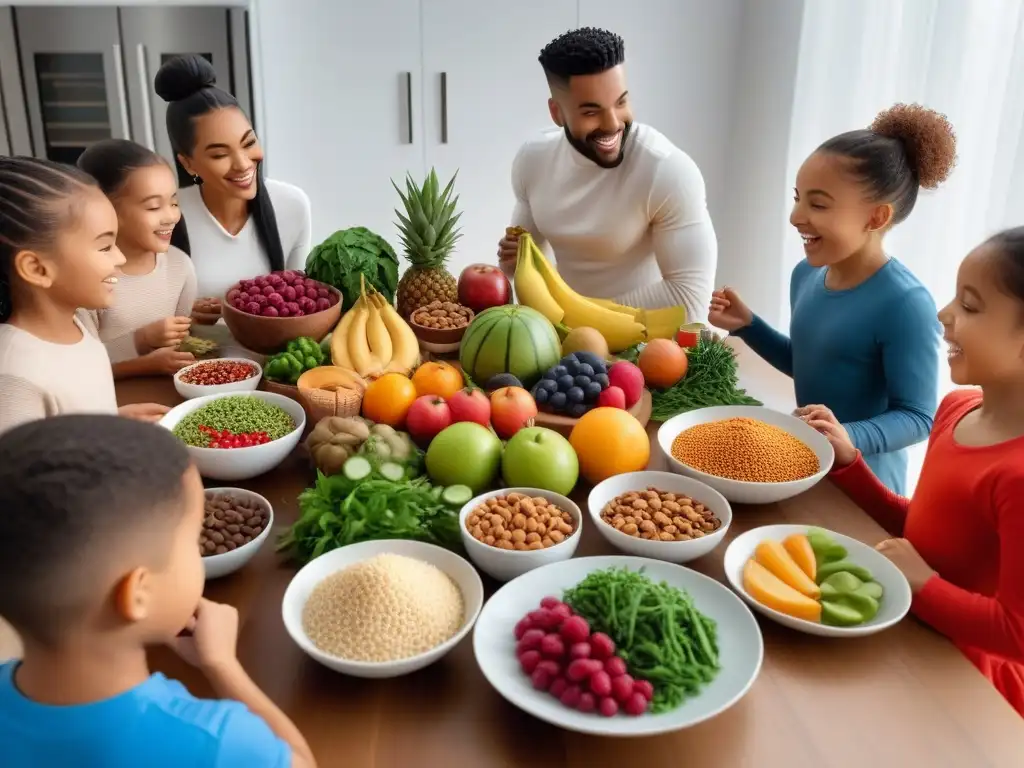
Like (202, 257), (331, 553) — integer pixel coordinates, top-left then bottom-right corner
(743, 559), (822, 623)
(755, 539), (821, 599)
(782, 533), (817, 582)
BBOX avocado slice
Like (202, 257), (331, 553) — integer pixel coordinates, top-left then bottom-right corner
(820, 571), (864, 596)
(855, 581), (884, 601)
(821, 600), (866, 627)
(816, 559), (875, 585)
(808, 529), (848, 566)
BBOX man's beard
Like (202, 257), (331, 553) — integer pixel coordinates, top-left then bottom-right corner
(564, 122), (632, 169)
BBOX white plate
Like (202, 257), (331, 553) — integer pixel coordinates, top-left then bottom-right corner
(723, 524), (911, 637)
(473, 555), (763, 737)
(282, 539), (484, 678)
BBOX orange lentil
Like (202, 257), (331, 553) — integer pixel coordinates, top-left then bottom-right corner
(670, 417), (819, 483)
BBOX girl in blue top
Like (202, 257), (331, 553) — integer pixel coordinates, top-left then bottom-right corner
(709, 104), (957, 494)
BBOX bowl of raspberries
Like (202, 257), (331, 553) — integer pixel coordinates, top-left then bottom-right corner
(222, 270), (342, 354)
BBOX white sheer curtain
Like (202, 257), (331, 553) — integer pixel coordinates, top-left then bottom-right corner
(781, 0), (1024, 490)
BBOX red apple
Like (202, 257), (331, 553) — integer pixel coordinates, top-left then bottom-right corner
(489, 386), (538, 439)
(458, 263), (512, 313)
(405, 395), (452, 447)
(596, 385), (627, 409)
(607, 361), (644, 408)
(447, 387), (491, 427)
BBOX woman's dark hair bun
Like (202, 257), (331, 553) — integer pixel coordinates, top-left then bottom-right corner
(154, 55), (217, 103)
(870, 103), (957, 189)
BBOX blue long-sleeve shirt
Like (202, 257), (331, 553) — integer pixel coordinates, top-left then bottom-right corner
(735, 258), (941, 494)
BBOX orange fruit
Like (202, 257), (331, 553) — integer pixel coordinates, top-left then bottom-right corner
(411, 361), (464, 400)
(638, 339), (688, 389)
(569, 407), (650, 484)
(361, 373), (417, 427)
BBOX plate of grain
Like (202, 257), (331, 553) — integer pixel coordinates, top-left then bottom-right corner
(656, 406), (833, 504)
(281, 539), (484, 678)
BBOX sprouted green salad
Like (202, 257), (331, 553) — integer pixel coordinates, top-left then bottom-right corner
(173, 396), (295, 448)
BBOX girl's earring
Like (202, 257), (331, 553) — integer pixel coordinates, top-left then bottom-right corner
(192, 174), (202, 185)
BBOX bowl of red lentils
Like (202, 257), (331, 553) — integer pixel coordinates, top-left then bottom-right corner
(174, 357), (263, 401)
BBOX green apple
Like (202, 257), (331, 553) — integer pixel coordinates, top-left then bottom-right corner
(501, 426), (579, 495)
(425, 422), (502, 493)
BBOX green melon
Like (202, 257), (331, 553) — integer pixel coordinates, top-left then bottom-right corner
(459, 305), (561, 389)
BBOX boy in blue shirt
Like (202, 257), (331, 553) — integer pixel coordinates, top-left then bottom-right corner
(0, 415), (316, 768)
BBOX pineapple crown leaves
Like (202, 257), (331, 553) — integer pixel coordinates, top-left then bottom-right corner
(391, 168), (463, 267)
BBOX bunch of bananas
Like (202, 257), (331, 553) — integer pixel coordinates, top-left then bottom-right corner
(512, 232), (686, 353)
(330, 275), (421, 377)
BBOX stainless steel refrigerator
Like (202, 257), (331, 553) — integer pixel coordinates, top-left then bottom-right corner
(0, 5), (252, 164)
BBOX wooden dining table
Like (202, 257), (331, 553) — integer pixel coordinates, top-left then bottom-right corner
(110, 339), (1023, 768)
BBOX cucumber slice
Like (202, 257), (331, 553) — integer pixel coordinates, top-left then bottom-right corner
(441, 484), (474, 506)
(342, 456), (372, 481)
(378, 462), (405, 482)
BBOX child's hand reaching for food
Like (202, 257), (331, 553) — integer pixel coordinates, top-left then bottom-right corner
(118, 402), (170, 423)
(795, 404), (857, 466)
(708, 287), (753, 332)
(876, 538), (937, 593)
(137, 316), (192, 351)
(169, 598), (240, 673)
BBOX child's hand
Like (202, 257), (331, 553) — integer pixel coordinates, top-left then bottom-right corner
(708, 287), (753, 331)
(139, 316), (192, 350)
(169, 598), (240, 672)
(795, 404), (857, 466)
(146, 346), (196, 375)
(876, 538), (937, 593)
(118, 402), (170, 423)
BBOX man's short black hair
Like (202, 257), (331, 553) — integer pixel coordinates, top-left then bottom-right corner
(539, 27), (625, 86)
(0, 415), (191, 645)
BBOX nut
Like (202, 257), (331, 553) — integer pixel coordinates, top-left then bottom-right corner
(411, 300), (473, 330)
(599, 486), (721, 542)
(465, 494), (576, 551)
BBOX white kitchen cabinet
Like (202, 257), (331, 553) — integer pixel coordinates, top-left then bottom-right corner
(420, 0), (577, 275)
(255, 0), (425, 250)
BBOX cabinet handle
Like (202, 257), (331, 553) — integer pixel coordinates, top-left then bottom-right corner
(111, 44), (131, 140)
(136, 44), (156, 152)
(404, 72), (413, 144)
(440, 71), (448, 144)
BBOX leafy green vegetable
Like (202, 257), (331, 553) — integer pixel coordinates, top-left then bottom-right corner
(563, 566), (720, 714)
(648, 336), (761, 420)
(276, 469), (462, 564)
(304, 227), (400, 312)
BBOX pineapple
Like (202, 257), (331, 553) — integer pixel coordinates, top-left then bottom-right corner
(393, 168), (463, 318)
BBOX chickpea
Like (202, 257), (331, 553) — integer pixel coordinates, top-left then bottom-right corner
(465, 493), (576, 551)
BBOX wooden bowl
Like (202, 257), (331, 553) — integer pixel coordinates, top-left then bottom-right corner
(222, 284), (342, 354)
(191, 297), (223, 325)
(410, 309), (474, 346)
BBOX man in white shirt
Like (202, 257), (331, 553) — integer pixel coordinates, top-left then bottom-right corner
(497, 28), (717, 323)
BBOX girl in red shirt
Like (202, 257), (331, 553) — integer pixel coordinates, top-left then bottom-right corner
(798, 227), (1024, 717)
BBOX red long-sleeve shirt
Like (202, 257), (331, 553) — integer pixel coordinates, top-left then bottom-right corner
(830, 388), (1024, 717)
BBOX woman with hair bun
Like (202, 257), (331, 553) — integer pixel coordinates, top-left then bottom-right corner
(154, 55), (312, 306)
(709, 104), (958, 494)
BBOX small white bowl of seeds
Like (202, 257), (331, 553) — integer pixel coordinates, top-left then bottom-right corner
(201, 488), (273, 579)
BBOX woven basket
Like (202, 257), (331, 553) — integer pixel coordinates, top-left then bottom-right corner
(297, 386), (363, 423)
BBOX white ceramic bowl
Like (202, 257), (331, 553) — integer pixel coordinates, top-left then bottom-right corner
(282, 539), (484, 679)
(159, 391), (305, 481)
(473, 555), (763, 736)
(173, 357), (263, 400)
(459, 488), (582, 582)
(587, 471), (731, 563)
(723, 524), (912, 637)
(657, 405), (834, 504)
(201, 488), (274, 579)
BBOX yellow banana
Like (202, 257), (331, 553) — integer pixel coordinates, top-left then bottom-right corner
(589, 297), (642, 319)
(373, 292), (421, 374)
(530, 241), (645, 351)
(330, 308), (356, 368)
(366, 293), (394, 368)
(347, 293), (380, 377)
(642, 306), (688, 339)
(513, 233), (564, 325)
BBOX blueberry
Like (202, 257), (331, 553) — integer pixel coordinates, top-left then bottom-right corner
(549, 391), (568, 410)
(551, 365), (568, 378)
(576, 363), (595, 378)
(594, 373), (610, 388)
(557, 374), (575, 390)
(574, 374), (592, 388)
(537, 378), (558, 393)
(533, 387), (550, 404)
(584, 381), (603, 401)
(567, 386), (585, 404)
(567, 402), (589, 418)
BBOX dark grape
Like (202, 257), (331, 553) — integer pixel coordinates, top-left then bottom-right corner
(574, 352), (607, 373)
(584, 381), (603, 401)
(550, 365), (568, 378)
(577, 363), (595, 378)
(537, 378), (558, 393)
(534, 387), (550, 404)
(567, 402), (588, 418)
(562, 358), (581, 375)
(557, 374), (575, 390)
(594, 373), (610, 388)
(567, 386), (585, 404)
(574, 374), (592, 388)
(560, 353), (580, 364)
(549, 391), (568, 410)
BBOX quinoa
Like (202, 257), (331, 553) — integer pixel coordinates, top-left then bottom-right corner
(302, 553), (464, 663)
(671, 417), (819, 483)
(173, 395), (295, 447)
